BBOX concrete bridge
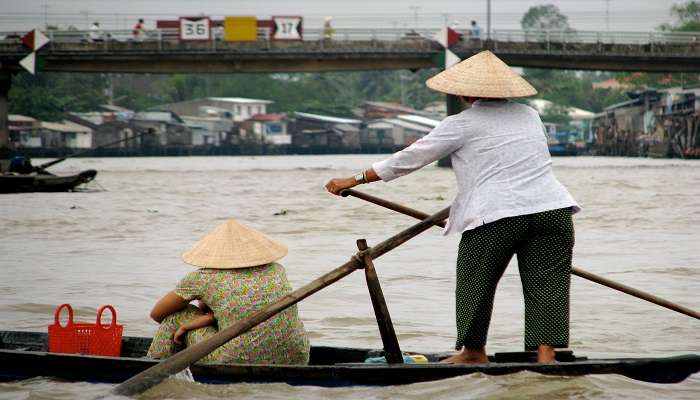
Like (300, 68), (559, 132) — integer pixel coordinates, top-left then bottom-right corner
(2, 28), (700, 74)
(2, 27), (700, 147)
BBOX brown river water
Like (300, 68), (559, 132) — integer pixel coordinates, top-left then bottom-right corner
(0, 155), (698, 399)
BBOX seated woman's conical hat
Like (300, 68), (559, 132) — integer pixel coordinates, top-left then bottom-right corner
(426, 50), (537, 98)
(182, 219), (287, 269)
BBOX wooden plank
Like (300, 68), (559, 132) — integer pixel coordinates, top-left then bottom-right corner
(356, 239), (403, 364)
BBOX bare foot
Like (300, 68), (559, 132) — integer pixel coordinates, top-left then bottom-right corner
(441, 348), (489, 364)
(537, 345), (556, 363)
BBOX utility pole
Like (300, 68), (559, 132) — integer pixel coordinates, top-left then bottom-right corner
(605, 0), (610, 32)
(80, 10), (90, 29)
(400, 74), (408, 105)
(409, 5), (421, 30)
(486, 0), (492, 40)
(42, 2), (49, 28)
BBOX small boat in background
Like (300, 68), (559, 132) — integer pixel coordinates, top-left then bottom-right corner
(548, 140), (579, 156)
(1, 331), (698, 386)
(0, 131), (151, 194)
(0, 168), (96, 193)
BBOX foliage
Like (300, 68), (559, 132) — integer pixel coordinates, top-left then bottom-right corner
(540, 103), (571, 127)
(9, 72), (107, 121)
(9, 68), (446, 121)
(521, 4), (572, 32)
(522, 69), (627, 113)
(659, 1), (700, 31)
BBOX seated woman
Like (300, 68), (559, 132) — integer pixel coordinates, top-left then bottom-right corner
(146, 219), (311, 365)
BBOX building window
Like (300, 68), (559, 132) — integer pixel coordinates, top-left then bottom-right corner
(265, 123), (283, 135)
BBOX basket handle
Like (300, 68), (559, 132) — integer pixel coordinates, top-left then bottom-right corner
(96, 305), (118, 329)
(53, 303), (74, 327)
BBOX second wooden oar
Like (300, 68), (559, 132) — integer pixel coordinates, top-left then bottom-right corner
(112, 206), (451, 397)
(340, 188), (700, 321)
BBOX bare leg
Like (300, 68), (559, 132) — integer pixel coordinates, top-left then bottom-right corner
(537, 344), (556, 363)
(441, 346), (489, 364)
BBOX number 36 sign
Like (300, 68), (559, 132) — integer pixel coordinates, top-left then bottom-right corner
(272, 16), (303, 40)
(179, 17), (211, 41)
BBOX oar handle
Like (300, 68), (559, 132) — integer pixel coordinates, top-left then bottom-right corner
(341, 188), (700, 321)
(341, 189), (447, 228)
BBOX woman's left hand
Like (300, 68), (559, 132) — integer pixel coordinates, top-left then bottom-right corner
(325, 177), (357, 195)
(173, 326), (188, 345)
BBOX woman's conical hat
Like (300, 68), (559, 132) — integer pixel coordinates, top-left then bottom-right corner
(182, 219), (287, 269)
(426, 50), (537, 98)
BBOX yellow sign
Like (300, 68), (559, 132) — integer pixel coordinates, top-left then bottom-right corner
(224, 16), (257, 42)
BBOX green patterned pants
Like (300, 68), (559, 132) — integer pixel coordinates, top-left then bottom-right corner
(455, 207), (574, 351)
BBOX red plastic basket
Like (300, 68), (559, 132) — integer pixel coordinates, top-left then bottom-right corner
(48, 303), (123, 357)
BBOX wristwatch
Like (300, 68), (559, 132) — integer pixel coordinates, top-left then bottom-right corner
(354, 172), (365, 184)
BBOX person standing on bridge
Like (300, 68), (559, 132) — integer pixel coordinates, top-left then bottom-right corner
(89, 22), (104, 42)
(470, 20), (481, 40)
(132, 18), (146, 41)
(325, 50), (579, 364)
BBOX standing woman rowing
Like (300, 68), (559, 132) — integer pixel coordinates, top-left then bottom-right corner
(325, 51), (579, 363)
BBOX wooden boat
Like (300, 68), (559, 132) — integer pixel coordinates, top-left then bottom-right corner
(1, 331), (698, 386)
(0, 169), (97, 193)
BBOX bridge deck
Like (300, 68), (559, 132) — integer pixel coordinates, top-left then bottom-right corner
(1, 28), (700, 73)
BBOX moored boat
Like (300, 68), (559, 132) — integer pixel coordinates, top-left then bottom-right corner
(0, 169), (97, 193)
(1, 331), (698, 386)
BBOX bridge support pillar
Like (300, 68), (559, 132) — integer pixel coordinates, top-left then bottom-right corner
(0, 71), (10, 153)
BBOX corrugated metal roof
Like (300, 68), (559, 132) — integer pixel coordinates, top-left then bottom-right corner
(364, 101), (418, 113)
(396, 114), (441, 127)
(41, 120), (92, 133)
(384, 118), (433, 132)
(209, 97), (274, 104)
(9, 114), (37, 122)
(247, 113), (286, 122)
(294, 112), (361, 125)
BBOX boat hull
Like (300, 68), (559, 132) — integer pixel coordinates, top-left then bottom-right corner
(0, 331), (698, 386)
(0, 170), (97, 193)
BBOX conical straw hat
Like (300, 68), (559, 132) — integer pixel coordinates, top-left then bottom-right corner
(182, 219), (287, 269)
(426, 50), (537, 98)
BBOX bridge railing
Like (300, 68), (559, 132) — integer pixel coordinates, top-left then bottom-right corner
(1, 27), (699, 50)
(491, 29), (700, 46)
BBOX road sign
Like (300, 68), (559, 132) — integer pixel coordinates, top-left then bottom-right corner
(19, 53), (35, 74)
(433, 27), (461, 48)
(432, 26), (461, 68)
(272, 16), (302, 40)
(21, 29), (50, 51)
(179, 17), (211, 41)
(224, 16), (257, 42)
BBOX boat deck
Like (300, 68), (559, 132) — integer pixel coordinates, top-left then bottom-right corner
(1, 331), (698, 386)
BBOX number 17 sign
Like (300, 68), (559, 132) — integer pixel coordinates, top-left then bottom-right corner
(180, 16), (211, 41)
(272, 16), (303, 40)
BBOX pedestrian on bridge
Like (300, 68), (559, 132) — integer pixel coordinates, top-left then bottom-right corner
(470, 20), (481, 40)
(89, 22), (104, 42)
(325, 50), (579, 364)
(132, 18), (146, 41)
(323, 16), (335, 41)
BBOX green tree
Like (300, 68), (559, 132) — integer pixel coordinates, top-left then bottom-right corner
(660, 1), (700, 31)
(521, 4), (572, 31)
(540, 103), (571, 128)
(522, 68), (627, 113)
(9, 72), (107, 121)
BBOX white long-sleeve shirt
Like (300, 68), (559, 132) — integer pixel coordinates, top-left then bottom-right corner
(372, 100), (580, 235)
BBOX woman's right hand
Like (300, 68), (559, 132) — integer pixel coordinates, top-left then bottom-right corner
(325, 177), (358, 195)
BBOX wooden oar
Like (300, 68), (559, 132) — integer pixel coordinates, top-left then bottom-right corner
(112, 205), (451, 397)
(340, 188), (700, 321)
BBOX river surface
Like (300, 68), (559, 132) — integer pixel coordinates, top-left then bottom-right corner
(0, 155), (698, 399)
